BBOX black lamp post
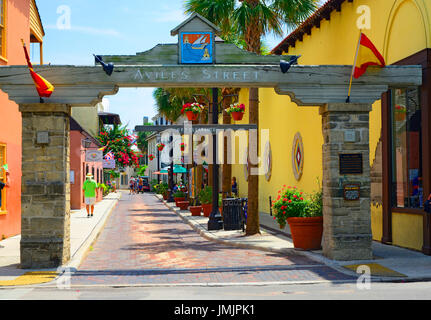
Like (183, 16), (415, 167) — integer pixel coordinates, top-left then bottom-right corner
(207, 88), (223, 230)
(193, 90), (239, 231)
(167, 134), (175, 203)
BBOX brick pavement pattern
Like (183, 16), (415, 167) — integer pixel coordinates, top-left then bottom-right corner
(71, 192), (356, 285)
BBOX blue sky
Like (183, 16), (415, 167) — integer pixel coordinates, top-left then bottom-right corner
(36, 0), (322, 131)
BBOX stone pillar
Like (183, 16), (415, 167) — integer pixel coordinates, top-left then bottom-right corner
(19, 104), (71, 269)
(320, 103), (373, 261)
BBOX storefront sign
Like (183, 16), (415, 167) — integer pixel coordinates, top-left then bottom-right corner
(85, 150), (103, 162)
(343, 184), (361, 201)
(103, 159), (116, 169)
(339, 153), (363, 175)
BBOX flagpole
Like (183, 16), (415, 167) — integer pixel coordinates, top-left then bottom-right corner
(346, 31), (363, 103)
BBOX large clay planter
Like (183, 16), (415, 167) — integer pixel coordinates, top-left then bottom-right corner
(287, 217), (323, 250)
(189, 206), (202, 217)
(231, 111), (244, 121)
(175, 197), (185, 206)
(186, 111), (199, 121)
(177, 201), (189, 211)
(201, 203), (212, 217)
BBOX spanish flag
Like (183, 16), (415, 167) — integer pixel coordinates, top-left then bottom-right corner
(347, 32), (385, 102)
(353, 32), (386, 79)
(21, 40), (54, 98)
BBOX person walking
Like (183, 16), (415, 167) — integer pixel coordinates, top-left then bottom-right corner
(232, 177), (238, 197)
(129, 177), (135, 195)
(83, 173), (98, 218)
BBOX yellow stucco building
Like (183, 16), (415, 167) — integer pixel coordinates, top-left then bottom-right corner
(232, 0), (431, 254)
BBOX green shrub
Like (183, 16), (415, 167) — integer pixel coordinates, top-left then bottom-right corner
(173, 190), (186, 198)
(198, 186), (212, 205)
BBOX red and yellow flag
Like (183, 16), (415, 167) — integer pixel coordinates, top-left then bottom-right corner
(353, 32), (386, 79)
(21, 40), (54, 98)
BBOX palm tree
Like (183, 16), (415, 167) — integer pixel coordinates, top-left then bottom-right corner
(185, 0), (318, 235)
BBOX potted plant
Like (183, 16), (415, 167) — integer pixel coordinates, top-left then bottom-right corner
(173, 190), (186, 206)
(181, 102), (205, 121)
(189, 205), (202, 216)
(225, 102), (245, 121)
(149, 154), (155, 161)
(395, 104), (407, 121)
(198, 186), (213, 217)
(177, 200), (190, 210)
(272, 186), (323, 250)
(180, 142), (186, 152)
(157, 143), (165, 151)
(155, 183), (169, 200)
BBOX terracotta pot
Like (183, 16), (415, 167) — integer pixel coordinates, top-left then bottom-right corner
(175, 197), (185, 206)
(177, 201), (189, 211)
(189, 206), (202, 217)
(162, 193), (168, 200)
(231, 111), (244, 121)
(201, 203), (212, 217)
(287, 216), (323, 250)
(395, 112), (406, 122)
(186, 111), (199, 121)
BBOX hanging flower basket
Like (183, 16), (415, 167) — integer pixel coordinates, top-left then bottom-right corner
(231, 111), (244, 121)
(157, 143), (165, 151)
(395, 105), (407, 121)
(180, 143), (186, 152)
(181, 102), (205, 121)
(148, 154), (155, 161)
(225, 103), (245, 121)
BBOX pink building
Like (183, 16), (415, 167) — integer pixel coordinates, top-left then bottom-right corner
(70, 118), (104, 210)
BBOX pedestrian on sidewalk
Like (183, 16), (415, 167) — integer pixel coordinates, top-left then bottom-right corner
(129, 177), (135, 195)
(83, 173), (98, 218)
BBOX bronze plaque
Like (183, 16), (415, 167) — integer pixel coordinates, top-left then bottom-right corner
(339, 153), (363, 175)
(344, 184), (361, 201)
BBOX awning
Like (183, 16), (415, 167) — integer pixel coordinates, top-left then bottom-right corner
(152, 171), (168, 175)
(160, 165), (187, 174)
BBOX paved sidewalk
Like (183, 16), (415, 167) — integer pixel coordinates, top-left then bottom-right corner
(159, 194), (431, 283)
(0, 192), (121, 286)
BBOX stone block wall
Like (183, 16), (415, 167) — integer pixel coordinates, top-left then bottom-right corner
(320, 103), (373, 261)
(19, 104), (71, 269)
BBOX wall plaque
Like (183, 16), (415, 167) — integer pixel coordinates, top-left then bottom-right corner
(339, 153), (363, 175)
(344, 184), (361, 201)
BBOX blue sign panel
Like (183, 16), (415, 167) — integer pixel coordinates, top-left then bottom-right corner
(180, 32), (213, 64)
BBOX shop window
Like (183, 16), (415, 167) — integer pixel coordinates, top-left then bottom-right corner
(0, 0), (6, 59)
(390, 88), (422, 209)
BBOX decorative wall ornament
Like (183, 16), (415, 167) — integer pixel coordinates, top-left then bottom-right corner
(292, 132), (304, 181)
(264, 141), (272, 182)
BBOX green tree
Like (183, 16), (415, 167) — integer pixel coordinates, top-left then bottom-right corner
(97, 124), (143, 169)
(185, 0), (318, 235)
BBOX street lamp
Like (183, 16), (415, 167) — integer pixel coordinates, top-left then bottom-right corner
(82, 138), (92, 149)
(193, 90), (239, 231)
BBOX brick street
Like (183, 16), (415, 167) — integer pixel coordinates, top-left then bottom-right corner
(70, 192), (356, 286)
